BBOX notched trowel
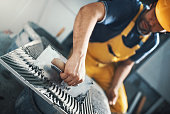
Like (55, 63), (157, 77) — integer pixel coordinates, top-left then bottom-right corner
(34, 45), (93, 97)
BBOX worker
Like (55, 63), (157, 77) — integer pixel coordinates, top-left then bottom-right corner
(52, 0), (170, 113)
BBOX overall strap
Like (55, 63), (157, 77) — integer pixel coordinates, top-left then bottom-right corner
(138, 34), (151, 47)
(121, 4), (144, 37)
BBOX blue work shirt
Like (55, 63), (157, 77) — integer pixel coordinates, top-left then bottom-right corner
(89, 0), (159, 64)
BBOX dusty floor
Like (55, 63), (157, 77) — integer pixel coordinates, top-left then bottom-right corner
(0, 33), (24, 114)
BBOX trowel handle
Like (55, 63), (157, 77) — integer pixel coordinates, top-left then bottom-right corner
(51, 58), (65, 72)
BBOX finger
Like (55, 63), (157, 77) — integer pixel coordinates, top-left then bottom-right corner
(70, 79), (80, 86)
(64, 76), (73, 83)
(76, 79), (83, 85)
(60, 72), (68, 79)
(112, 96), (118, 105)
(107, 91), (112, 100)
(109, 97), (114, 105)
(109, 96), (117, 105)
(109, 101), (113, 105)
(72, 75), (84, 86)
(107, 92), (114, 105)
(67, 77), (78, 86)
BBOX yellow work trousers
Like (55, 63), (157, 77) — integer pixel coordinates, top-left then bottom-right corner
(85, 52), (128, 113)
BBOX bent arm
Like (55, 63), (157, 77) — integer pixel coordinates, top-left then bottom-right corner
(53, 2), (105, 86)
(111, 59), (134, 90)
(73, 2), (105, 57)
(107, 59), (134, 105)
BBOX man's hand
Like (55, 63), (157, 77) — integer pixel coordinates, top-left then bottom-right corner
(52, 54), (85, 86)
(107, 60), (134, 105)
(106, 87), (119, 105)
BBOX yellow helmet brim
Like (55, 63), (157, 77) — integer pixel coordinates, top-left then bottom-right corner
(156, 0), (170, 32)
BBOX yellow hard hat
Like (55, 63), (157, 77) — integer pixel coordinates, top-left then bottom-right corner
(156, 0), (170, 32)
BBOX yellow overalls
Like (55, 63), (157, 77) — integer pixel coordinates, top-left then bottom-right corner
(85, 4), (150, 113)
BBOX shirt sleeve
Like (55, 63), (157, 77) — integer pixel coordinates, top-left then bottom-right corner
(130, 33), (160, 64)
(98, 0), (140, 24)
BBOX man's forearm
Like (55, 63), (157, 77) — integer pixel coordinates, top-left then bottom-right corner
(73, 8), (96, 58)
(111, 60), (134, 90)
(72, 2), (105, 57)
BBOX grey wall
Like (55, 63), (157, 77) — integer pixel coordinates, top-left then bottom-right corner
(137, 38), (170, 103)
(0, 0), (97, 43)
(0, 0), (47, 33)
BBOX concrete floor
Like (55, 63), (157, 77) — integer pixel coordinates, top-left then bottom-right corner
(0, 65), (23, 114)
(0, 33), (24, 114)
(0, 31), (170, 114)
